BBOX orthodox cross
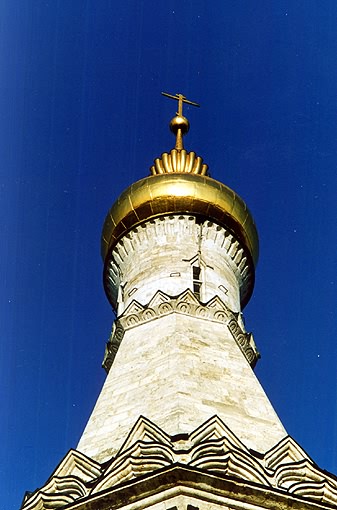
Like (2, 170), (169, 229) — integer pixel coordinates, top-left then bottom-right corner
(161, 92), (200, 150)
(161, 92), (200, 116)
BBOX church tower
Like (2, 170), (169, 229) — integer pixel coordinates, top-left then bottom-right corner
(21, 94), (337, 510)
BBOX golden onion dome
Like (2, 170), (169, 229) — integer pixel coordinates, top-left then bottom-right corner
(101, 92), (259, 307)
(101, 172), (258, 267)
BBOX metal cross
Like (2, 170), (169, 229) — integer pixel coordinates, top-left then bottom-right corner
(161, 92), (200, 116)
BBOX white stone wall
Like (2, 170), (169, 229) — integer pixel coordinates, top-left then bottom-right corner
(78, 214), (285, 464)
(106, 215), (251, 314)
(78, 312), (286, 463)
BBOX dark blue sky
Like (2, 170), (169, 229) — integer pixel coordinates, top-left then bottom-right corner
(1, 2), (336, 509)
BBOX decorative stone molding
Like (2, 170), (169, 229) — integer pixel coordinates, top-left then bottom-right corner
(228, 318), (258, 367)
(102, 322), (125, 373)
(21, 450), (102, 510)
(104, 215), (255, 312)
(21, 415), (337, 510)
(102, 289), (259, 373)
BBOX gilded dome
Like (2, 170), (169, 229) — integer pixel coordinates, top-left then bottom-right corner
(101, 172), (258, 267)
(101, 92), (259, 308)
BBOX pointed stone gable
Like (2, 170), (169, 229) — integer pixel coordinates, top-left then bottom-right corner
(21, 416), (337, 510)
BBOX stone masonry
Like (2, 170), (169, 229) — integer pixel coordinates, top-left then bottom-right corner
(77, 215), (286, 463)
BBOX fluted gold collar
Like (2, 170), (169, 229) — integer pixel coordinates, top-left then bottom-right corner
(150, 149), (208, 176)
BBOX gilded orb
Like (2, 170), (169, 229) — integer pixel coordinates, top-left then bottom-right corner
(170, 115), (190, 135)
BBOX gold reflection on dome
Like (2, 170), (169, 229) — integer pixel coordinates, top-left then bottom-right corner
(102, 92), (259, 307)
(101, 173), (259, 268)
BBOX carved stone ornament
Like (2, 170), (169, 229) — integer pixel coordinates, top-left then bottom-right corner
(21, 415), (337, 510)
(102, 288), (260, 373)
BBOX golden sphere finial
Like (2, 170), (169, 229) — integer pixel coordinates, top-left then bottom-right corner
(162, 92), (199, 150)
(169, 115), (190, 135)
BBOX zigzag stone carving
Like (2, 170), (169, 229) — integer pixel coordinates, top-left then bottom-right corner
(102, 289), (260, 373)
(104, 214), (255, 313)
(21, 415), (337, 510)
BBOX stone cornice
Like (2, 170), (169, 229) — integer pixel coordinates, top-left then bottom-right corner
(65, 466), (337, 510)
(21, 416), (337, 510)
(102, 289), (260, 373)
(104, 214), (255, 311)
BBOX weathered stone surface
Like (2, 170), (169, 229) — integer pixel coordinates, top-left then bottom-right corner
(102, 290), (259, 373)
(22, 417), (337, 510)
(78, 215), (284, 463)
(105, 215), (253, 314)
(78, 309), (285, 462)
